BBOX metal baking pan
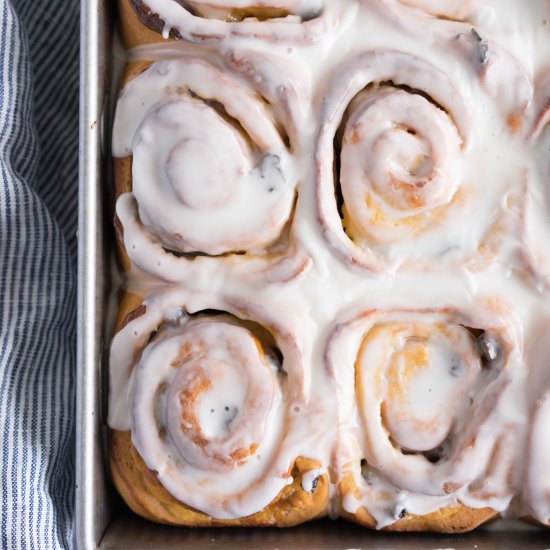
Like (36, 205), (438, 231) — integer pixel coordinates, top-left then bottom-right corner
(76, 0), (550, 547)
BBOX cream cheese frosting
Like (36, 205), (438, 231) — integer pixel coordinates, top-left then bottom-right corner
(110, 0), (550, 527)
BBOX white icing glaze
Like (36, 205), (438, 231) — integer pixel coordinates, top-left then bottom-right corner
(130, 318), (289, 517)
(131, 97), (291, 255)
(109, 0), (550, 527)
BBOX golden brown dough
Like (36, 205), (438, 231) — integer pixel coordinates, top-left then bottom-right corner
(110, 430), (329, 527)
(117, 0), (177, 49)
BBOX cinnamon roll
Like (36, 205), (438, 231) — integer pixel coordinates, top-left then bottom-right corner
(316, 50), (512, 273)
(112, 54), (310, 285)
(109, 288), (329, 526)
(326, 305), (522, 531)
(117, 0), (355, 48)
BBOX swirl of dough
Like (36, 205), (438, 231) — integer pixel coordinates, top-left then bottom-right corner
(123, 0), (355, 45)
(113, 55), (310, 283)
(133, 320), (278, 474)
(316, 50), (484, 272)
(108, 288), (321, 520)
(326, 305), (522, 530)
(340, 87), (461, 246)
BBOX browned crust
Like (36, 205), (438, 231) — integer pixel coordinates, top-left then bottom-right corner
(337, 472), (498, 533)
(110, 430), (329, 527)
(342, 505), (498, 533)
(118, 0), (179, 49)
(121, 59), (156, 89)
(521, 515), (550, 528)
(114, 290), (146, 334)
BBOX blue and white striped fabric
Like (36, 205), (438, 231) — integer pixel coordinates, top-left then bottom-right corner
(0, 0), (78, 548)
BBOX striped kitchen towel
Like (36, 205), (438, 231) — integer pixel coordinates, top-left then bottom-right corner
(0, 0), (78, 548)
